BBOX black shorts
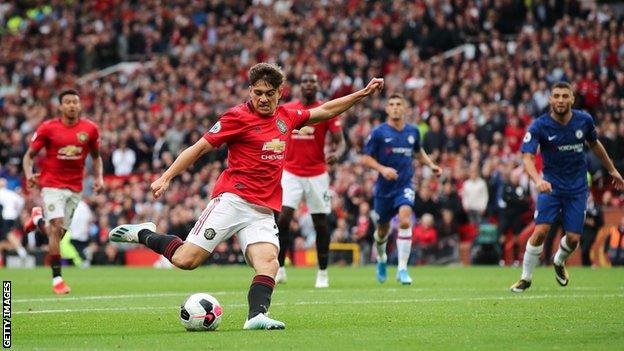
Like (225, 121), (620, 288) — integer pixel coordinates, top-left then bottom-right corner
(0, 219), (16, 241)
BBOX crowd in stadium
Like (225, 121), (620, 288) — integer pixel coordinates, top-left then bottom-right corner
(1, 0), (623, 266)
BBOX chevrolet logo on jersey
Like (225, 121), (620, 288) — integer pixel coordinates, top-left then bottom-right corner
(262, 139), (286, 153)
(57, 145), (83, 159)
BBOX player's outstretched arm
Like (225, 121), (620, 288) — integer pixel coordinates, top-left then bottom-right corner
(22, 147), (40, 189)
(523, 152), (552, 193)
(588, 140), (624, 190)
(151, 138), (213, 198)
(418, 149), (442, 176)
(307, 78), (384, 124)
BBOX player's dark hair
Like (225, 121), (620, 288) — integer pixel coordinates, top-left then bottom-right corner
(387, 92), (406, 102)
(300, 72), (317, 82)
(248, 63), (285, 89)
(59, 89), (80, 103)
(551, 81), (573, 93)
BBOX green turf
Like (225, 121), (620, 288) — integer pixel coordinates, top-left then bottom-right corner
(4, 265), (623, 350)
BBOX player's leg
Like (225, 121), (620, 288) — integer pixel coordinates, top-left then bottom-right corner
(237, 205), (285, 330)
(552, 192), (587, 286)
(511, 192), (560, 292)
(110, 195), (241, 270)
(395, 204), (413, 285)
(374, 222), (391, 283)
(307, 172), (332, 288)
(276, 206), (295, 283)
(41, 188), (72, 294)
(276, 170), (304, 283)
(311, 213), (330, 287)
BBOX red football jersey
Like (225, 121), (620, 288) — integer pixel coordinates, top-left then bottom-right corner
(204, 101), (310, 211)
(282, 100), (341, 177)
(30, 118), (100, 192)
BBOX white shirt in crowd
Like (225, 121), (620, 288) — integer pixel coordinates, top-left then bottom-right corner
(112, 147), (136, 176)
(0, 186), (25, 221)
(461, 177), (489, 213)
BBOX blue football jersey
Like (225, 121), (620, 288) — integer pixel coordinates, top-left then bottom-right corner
(364, 123), (421, 198)
(520, 109), (597, 195)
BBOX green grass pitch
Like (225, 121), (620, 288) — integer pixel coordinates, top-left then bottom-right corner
(5, 265), (623, 350)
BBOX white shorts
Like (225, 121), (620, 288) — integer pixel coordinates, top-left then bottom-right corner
(281, 170), (331, 214)
(41, 187), (81, 229)
(185, 193), (279, 254)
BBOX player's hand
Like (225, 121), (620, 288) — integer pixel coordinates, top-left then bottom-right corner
(609, 170), (624, 190)
(430, 164), (442, 177)
(380, 167), (398, 181)
(151, 176), (171, 199)
(292, 126), (314, 135)
(362, 78), (384, 96)
(326, 152), (340, 165)
(92, 177), (104, 193)
(536, 179), (552, 193)
(26, 173), (40, 189)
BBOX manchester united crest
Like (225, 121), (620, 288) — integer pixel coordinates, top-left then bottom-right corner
(204, 228), (216, 240)
(77, 132), (89, 144)
(276, 119), (287, 134)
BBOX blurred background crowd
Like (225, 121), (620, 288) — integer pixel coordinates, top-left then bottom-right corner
(1, 0), (623, 267)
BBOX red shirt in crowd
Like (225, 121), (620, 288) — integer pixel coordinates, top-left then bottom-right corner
(204, 101), (310, 211)
(577, 78), (601, 109)
(30, 118), (100, 192)
(282, 100), (341, 177)
(412, 225), (438, 246)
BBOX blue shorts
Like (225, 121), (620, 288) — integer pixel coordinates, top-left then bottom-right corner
(534, 191), (588, 234)
(373, 187), (415, 225)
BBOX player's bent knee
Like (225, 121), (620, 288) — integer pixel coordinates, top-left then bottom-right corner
(172, 253), (202, 270)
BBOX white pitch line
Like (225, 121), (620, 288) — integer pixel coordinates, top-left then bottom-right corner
(13, 293), (624, 315)
(13, 286), (616, 303)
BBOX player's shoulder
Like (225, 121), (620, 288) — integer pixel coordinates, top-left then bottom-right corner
(277, 105), (307, 120)
(530, 113), (550, 126)
(79, 118), (99, 130)
(404, 123), (420, 134)
(572, 109), (594, 122)
(220, 103), (253, 123)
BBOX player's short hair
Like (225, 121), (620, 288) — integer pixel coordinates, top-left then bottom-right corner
(551, 81), (574, 93)
(59, 89), (80, 103)
(248, 63), (285, 89)
(387, 92), (406, 102)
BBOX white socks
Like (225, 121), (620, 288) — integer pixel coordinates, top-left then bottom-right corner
(554, 236), (575, 266)
(397, 228), (412, 271)
(374, 230), (388, 263)
(53, 276), (64, 286)
(521, 242), (543, 281)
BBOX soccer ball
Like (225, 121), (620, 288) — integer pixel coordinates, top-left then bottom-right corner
(180, 293), (223, 331)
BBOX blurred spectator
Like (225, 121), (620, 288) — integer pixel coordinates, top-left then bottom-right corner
(351, 201), (374, 265)
(581, 193), (603, 266)
(435, 208), (460, 264)
(412, 213), (437, 264)
(607, 217), (624, 266)
(111, 140), (136, 176)
(498, 171), (531, 264)
(461, 165), (488, 225)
